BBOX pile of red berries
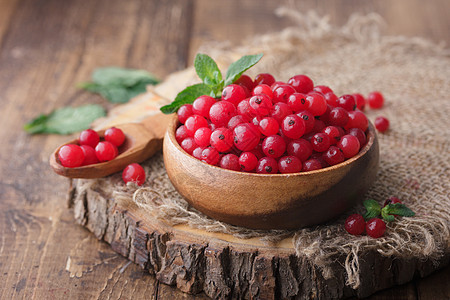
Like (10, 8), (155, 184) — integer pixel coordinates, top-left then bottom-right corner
(58, 127), (126, 168)
(57, 127), (146, 186)
(176, 73), (386, 173)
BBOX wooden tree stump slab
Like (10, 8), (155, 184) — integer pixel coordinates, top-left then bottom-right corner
(68, 175), (449, 299)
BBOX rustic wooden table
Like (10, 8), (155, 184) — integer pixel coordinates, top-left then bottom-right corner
(1, 0), (449, 299)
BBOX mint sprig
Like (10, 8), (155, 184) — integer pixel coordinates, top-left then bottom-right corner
(160, 53), (263, 114)
(78, 67), (159, 103)
(363, 199), (381, 220)
(363, 199), (415, 222)
(24, 104), (106, 134)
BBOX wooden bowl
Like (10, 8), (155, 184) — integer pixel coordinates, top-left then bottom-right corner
(163, 116), (379, 230)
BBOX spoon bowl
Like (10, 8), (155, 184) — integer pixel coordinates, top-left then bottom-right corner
(163, 116), (379, 230)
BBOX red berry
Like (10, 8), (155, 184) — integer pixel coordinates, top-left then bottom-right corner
(336, 95), (356, 111)
(271, 81), (287, 91)
(95, 141), (118, 162)
(239, 151), (258, 172)
(180, 137), (198, 154)
(185, 115), (209, 136)
(313, 85), (333, 95)
(270, 102), (292, 124)
(353, 93), (366, 111)
(324, 92), (338, 107)
(227, 115), (249, 131)
(258, 117), (279, 136)
(322, 126), (342, 145)
(287, 93), (308, 112)
(296, 110), (315, 134)
(104, 127), (125, 147)
(122, 163), (146, 186)
(256, 157), (278, 174)
(288, 75), (314, 94)
(193, 95), (216, 118)
(194, 127), (212, 147)
(273, 85), (296, 103)
(252, 84), (273, 99)
(345, 214), (366, 235)
(281, 114), (306, 139)
(209, 101), (236, 127)
(222, 84), (246, 106)
(328, 107), (349, 127)
(323, 145), (345, 166)
(383, 196), (402, 207)
(375, 116), (390, 133)
(200, 147), (220, 165)
(303, 158), (322, 171)
(345, 110), (368, 131)
(366, 218), (386, 238)
(177, 104), (194, 124)
(337, 134), (360, 159)
(192, 147), (205, 159)
(262, 135), (286, 159)
(237, 99), (257, 119)
(80, 145), (99, 165)
(305, 92), (327, 116)
(234, 74), (255, 91)
(278, 156), (302, 173)
(346, 128), (367, 147)
(79, 129), (100, 148)
(254, 73), (275, 86)
(312, 119), (326, 133)
(368, 91), (384, 109)
(58, 144), (85, 168)
(249, 94), (272, 116)
(287, 138), (313, 162)
(233, 123), (260, 151)
(311, 133), (331, 152)
(219, 154), (240, 171)
(210, 127), (234, 152)
(175, 125), (189, 144)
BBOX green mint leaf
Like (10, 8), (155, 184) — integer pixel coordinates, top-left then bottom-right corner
(194, 54), (223, 87)
(363, 199), (382, 220)
(381, 209), (395, 222)
(78, 67), (159, 103)
(224, 53), (263, 86)
(160, 83), (212, 114)
(92, 67), (159, 87)
(382, 203), (416, 217)
(24, 104), (106, 134)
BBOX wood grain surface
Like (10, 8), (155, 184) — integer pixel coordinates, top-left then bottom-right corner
(0, 0), (449, 299)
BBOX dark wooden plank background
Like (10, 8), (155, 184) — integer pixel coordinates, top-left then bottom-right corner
(0, 0), (449, 299)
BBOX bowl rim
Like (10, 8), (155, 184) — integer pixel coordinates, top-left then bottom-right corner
(166, 114), (377, 178)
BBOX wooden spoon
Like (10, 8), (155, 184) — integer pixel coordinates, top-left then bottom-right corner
(50, 113), (172, 179)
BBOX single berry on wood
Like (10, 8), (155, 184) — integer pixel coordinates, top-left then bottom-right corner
(122, 163), (146, 186)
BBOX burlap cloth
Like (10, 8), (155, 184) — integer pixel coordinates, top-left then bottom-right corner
(75, 9), (450, 289)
